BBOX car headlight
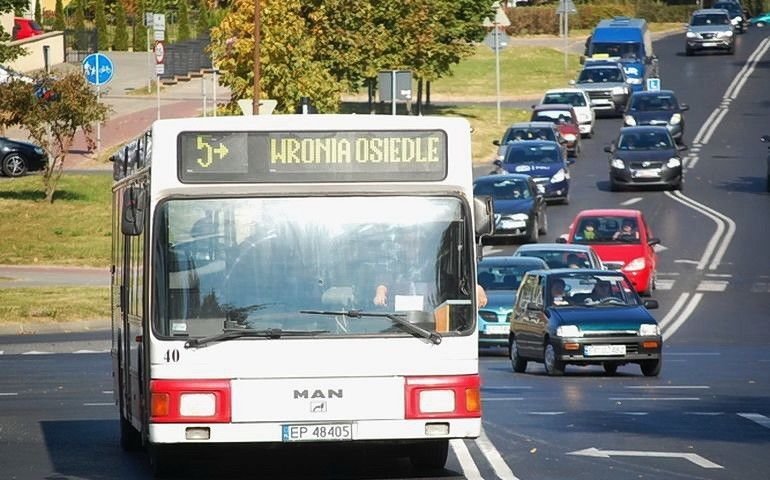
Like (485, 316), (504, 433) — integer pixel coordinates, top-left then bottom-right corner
(669, 113), (682, 125)
(562, 133), (577, 142)
(578, 113), (591, 123)
(611, 158), (625, 169)
(639, 324), (660, 336)
(623, 257), (646, 272)
(33, 147), (45, 155)
(510, 213), (529, 221)
(686, 31), (697, 38)
(624, 115), (637, 126)
(731, 16), (741, 24)
(611, 86), (627, 95)
(556, 325), (582, 337)
(550, 169), (566, 183)
(667, 157), (681, 168)
(719, 30), (734, 37)
(627, 77), (642, 85)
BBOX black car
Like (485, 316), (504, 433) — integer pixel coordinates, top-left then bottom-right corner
(605, 126), (687, 191)
(474, 173), (547, 244)
(508, 269), (662, 377)
(492, 140), (571, 204)
(623, 90), (689, 143)
(0, 137), (48, 177)
(491, 121), (567, 164)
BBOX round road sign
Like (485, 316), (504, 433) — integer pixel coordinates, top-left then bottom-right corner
(154, 41), (165, 64)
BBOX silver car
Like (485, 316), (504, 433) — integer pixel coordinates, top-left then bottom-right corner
(572, 60), (631, 118)
(685, 9), (735, 55)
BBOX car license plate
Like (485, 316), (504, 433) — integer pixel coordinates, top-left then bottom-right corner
(585, 344), (626, 356)
(501, 220), (526, 229)
(282, 423), (353, 442)
(702, 42), (716, 47)
(485, 325), (509, 335)
(634, 169), (660, 178)
(591, 99), (611, 105)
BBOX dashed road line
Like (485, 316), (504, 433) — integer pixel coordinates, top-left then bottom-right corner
(738, 413), (770, 429)
(609, 397), (701, 401)
(483, 397), (524, 402)
(624, 385), (709, 389)
(476, 429), (520, 480)
(450, 439), (484, 480)
(0, 392), (19, 396)
(696, 280), (728, 292)
(84, 402), (114, 406)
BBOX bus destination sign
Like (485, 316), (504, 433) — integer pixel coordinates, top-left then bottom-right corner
(177, 130), (448, 183)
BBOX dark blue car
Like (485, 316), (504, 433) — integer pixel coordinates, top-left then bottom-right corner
(492, 140), (571, 204)
(473, 173), (547, 243)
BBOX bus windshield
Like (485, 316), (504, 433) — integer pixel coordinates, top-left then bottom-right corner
(590, 42), (641, 59)
(154, 196), (474, 339)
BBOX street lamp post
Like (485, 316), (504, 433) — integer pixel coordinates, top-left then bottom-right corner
(252, 0), (261, 115)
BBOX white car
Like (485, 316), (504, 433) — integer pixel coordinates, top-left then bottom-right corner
(539, 88), (595, 138)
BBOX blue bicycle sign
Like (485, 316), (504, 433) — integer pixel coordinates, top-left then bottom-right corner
(82, 53), (114, 86)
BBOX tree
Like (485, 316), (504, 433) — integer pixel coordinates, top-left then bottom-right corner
(0, 72), (111, 203)
(95, 0), (109, 50)
(34, 0), (41, 23)
(134, 0), (148, 52)
(53, 0), (66, 30)
(0, 0), (31, 63)
(196, 0), (209, 38)
(73, 0), (87, 50)
(177, 0), (191, 42)
(114, 0), (129, 50)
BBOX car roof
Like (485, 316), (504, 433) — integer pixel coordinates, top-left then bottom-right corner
(619, 125), (672, 134)
(538, 268), (623, 276)
(504, 139), (562, 148)
(478, 256), (548, 267)
(506, 121), (558, 129)
(543, 88), (587, 95)
(516, 243), (595, 253)
(474, 173), (532, 183)
(582, 60), (623, 68)
(574, 208), (642, 217)
(533, 103), (575, 111)
(694, 8), (731, 15)
(630, 89), (676, 97)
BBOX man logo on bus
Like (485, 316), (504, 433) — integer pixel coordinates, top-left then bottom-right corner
(293, 389), (344, 399)
(311, 401), (327, 413)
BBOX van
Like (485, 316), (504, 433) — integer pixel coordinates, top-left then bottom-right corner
(584, 17), (655, 92)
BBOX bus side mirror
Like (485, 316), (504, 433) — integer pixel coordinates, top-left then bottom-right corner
(474, 195), (494, 239)
(121, 186), (147, 236)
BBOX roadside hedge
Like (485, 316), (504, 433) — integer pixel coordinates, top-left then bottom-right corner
(504, 2), (698, 35)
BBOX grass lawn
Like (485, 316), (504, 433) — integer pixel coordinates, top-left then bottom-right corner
(0, 287), (110, 325)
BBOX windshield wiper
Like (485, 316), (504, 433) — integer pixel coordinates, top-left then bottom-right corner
(184, 327), (329, 349)
(299, 309), (442, 345)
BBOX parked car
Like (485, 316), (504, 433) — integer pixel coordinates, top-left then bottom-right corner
(685, 9), (736, 55)
(529, 104), (582, 158)
(557, 209), (659, 295)
(508, 268), (662, 377)
(477, 256), (548, 349)
(538, 88), (595, 138)
(0, 137), (48, 177)
(491, 121), (567, 164)
(749, 11), (770, 27)
(491, 140), (571, 204)
(473, 173), (547, 243)
(512, 243), (604, 270)
(12, 17), (44, 41)
(623, 90), (689, 143)
(572, 59), (631, 118)
(605, 126), (687, 191)
(713, 1), (748, 32)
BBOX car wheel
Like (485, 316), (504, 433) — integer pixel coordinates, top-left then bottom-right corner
(1, 153), (28, 177)
(510, 337), (527, 373)
(727, 44), (735, 55)
(640, 358), (662, 377)
(409, 440), (449, 471)
(543, 342), (565, 376)
(538, 211), (548, 235)
(609, 180), (620, 192)
(685, 47), (693, 56)
(603, 362), (619, 376)
(641, 273), (655, 297)
(527, 218), (539, 243)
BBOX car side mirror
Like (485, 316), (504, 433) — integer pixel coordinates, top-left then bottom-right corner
(603, 145), (613, 153)
(492, 139), (501, 146)
(493, 159), (503, 167)
(648, 237), (661, 247)
(680, 103), (689, 111)
(555, 235), (568, 244)
(643, 299), (659, 310)
(677, 144), (688, 151)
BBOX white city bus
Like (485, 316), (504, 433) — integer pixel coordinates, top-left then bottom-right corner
(111, 114), (491, 474)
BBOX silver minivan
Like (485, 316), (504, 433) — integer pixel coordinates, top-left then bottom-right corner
(685, 9), (735, 55)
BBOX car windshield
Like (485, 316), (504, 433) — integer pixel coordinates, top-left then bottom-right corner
(713, 4), (741, 16)
(543, 93), (587, 107)
(532, 110), (574, 124)
(590, 42), (641, 59)
(548, 273), (640, 308)
(516, 250), (592, 269)
(572, 216), (642, 244)
(154, 196), (474, 338)
(630, 94), (677, 111)
(504, 144), (561, 165)
(474, 178), (532, 200)
(617, 131), (674, 150)
(477, 264), (535, 291)
(578, 67), (623, 83)
(502, 127), (556, 143)
(691, 13), (730, 25)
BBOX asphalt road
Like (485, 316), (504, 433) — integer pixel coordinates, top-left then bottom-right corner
(1, 28), (769, 479)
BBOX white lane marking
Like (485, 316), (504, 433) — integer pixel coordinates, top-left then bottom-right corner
(620, 197), (643, 206)
(684, 412), (724, 416)
(696, 280), (728, 292)
(673, 259), (699, 265)
(658, 292), (690, 329)
(657, 271), (680, 276)
(609, 397), (701, 401)
(750, 282), (770, 293)
(0, 392), (19, 396)
(705, 273), (732, 278)
(450, 439), (483, 480)
(692, 108), (722, 144)
(698, 107), (729, 145)
(568, 448), (723, 469)
(476, 429), (520, 480)
(666, 352), (720, 356)
(663, 293), (704, 341)
(527, 412), (564, 415)
(0, 351), (3, 355)
(102, 390), (114, 395)
(83, 402), (114, 406)
(21, 351), (54, 355)
(73, 349), (111, 354)
(482, 397), (524, 402)
(483, 386), (533, 390)
(624, 385), (710, 389)
(737, 413), (770, 429)
(726, 37), (770, 99)
(655, 279), (675, 290)
(617, 412), (648, 415)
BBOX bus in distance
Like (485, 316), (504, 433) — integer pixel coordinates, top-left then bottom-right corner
(110, 114), (492, 475)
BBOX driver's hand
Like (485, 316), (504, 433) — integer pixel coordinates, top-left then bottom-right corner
(373, 286), (388, 306)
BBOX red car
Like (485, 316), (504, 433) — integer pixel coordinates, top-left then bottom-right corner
(12, 18), (44, 41)
(530, 103), (582, 158)
(557, 209), (659, 295)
